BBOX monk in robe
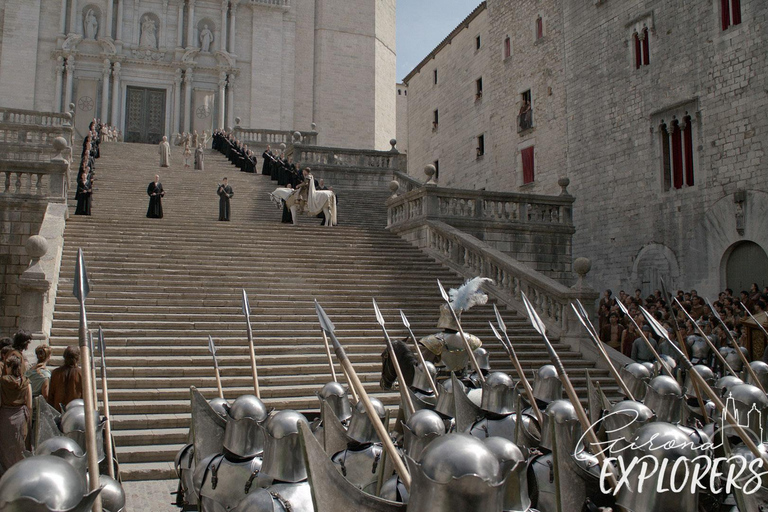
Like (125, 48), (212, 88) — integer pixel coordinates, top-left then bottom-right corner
(147, 174), (165, 218)
(158, 136), (171, 167)
(218, 177), (233, 221)
(195, 144), (205, 171)
(74, 173), (92, 215)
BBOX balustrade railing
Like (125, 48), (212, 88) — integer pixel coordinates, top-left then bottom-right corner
(296, 145), (400, 170)
(233, 128), (317, 146)
(392, 171), (422, 194)
(0, 108), (72, 128)
(0, 161), (69, 203)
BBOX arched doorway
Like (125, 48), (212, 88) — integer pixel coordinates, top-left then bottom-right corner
(725, 241), (768, 293)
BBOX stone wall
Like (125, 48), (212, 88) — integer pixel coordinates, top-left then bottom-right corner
(396, 83), (408, 154)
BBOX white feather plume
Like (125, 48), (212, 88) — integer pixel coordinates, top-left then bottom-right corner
(448, 277), (493, 313)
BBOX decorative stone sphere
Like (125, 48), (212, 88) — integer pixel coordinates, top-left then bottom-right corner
(311, 122), (317, 130)
(424, 164), (436, 179)
(64, 112), (73, 122)
(293, 131), (302, 140)
(52, 137), (69, 152)
(558, 177), (570, 188)
(26, 235), (49, 260)
(390, 139), (397, 147)
(389, 180), (399, 194)
(68, 103), (76, 112)
(573, 257), (592, 277)
(279, 143), (286, 150)
(234, 117), (241, 125)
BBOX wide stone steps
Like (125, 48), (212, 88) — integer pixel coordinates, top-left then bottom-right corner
(47, 143), (614, 480)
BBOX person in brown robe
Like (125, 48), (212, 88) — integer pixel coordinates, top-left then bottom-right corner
(47, 346), (83, 412)
(0, 355), (32, 476)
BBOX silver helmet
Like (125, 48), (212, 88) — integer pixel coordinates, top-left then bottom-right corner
(260, 410), (310, 483)
(33, 436), (87, 488)
(480, 372), (515, 415)
(726, 384), (768, 436)
(473, 348), (491, 372)
(208, 397), (230, 418)
(539, 399), (578, 452)
(403, 409), (446, 461)
(411, 362), (438, 394)
(748, 361), (768, 391)
(653, 355), (677, 377)
(434, 377), (464, 418)
(317, 382), (352, 423)
(59, 405), (105, 462)
(616, 422), (702, 512)
(603, 400), (655, 445)
(620, 363), (651, 400)
(483, 437), (530, 512)
(0, 455), (101, 512)
(223, 395), (268, 459)
(643, 375), (684, 424)
(684, 365), (716, 392)
(532, 365), (562, 404)
(714, 375), (744, 397)
(64, 399), (85, 411)
(346, 398), (386, 444)
(406, 434), (505, 512)
(98, 475), (126, 512)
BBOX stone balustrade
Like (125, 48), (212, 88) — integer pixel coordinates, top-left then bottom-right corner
(233, 127), (317, 146)
(253, 0), (290, 6)
(392, 171), (422, 194)
(0, 160), (70, 203)
(0, 108), (72, 128)
(296, 145), (399, 170)
(0, 108), (74, 162)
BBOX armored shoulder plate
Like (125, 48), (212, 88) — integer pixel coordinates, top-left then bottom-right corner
(190, 387), (227, 466)
(331, 443), (384, 494)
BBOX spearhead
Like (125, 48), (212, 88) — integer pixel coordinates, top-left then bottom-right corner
(73, 248), (90, 301)
(208, 335), (217, 356)
(639, 306), (669, 342)
(372, 298), (386, 327)
(399, 310), (411, 330)
(489, 321), (504, 343)
(493, 304), (507, 335)
(615, 298), (629, 316)
(241, 289), (251, 319)
(436, 279), (451, 304)
(520, 292), (546, 338)
(570, 303), (593, 332)
(704, 297), (723, 323)
(315, 300), (346, 361)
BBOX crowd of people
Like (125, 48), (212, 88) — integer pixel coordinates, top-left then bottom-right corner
(598, 283), (768, 366)
(74, 120), (102, 216)
(0, 332), (83, 476)
(98, 123), (121, 142)
(212, 130), (257, 173)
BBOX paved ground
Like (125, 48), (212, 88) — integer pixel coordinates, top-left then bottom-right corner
(123, 480), (179, 512)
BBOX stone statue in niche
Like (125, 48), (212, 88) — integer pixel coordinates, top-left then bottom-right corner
(84, 9), (98, 39)
(140, 16), (157, 48)
(200, 24), (213, 52)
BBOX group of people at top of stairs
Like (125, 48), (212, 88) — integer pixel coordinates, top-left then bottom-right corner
(0, 333), (84, 477)
(177, 131), (206, 171)
(74, 120), (103, 216)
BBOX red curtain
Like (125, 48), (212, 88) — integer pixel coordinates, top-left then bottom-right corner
(536, 18), (543, 40)
(671, 123), (683, 189)
(634, 33), (641, 69)
(732, 0), (742, 25)
(684, 120), (694, 186)
(642, 28), (650, 66)
(504, 37), (511, 58)
(721, 0), (731, 30)
(522, 147), (535, 184)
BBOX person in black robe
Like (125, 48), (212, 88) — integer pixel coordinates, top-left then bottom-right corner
(147, 175), (165, 218)
(262, 146), (274, 175)
(217, 178), (233, 221)
(74, 173), (92, 215)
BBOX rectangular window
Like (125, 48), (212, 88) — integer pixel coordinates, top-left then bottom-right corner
(476, 135), (485, 158)
(634, 28), (650, 68)
(683, 117), (695, 186)
(536, 17), (543, 40)
(398, 89), (401, 95)
(504, 36), (511, 59)
(661, 124), (671, 191)
(660, 115), (695, 191)
(722, 0), (742, 30)
(433, 109), (439, 130)
(522, 146), (535, 184)
(476, 35), (481, 49)
(671, 121), (683, 189)
(433, 69), (438, 85)
(476, 78), (483, 99)
(434, 160), (440, 181)
(518, 90), (533, 132)
(642, 29), (650, 65)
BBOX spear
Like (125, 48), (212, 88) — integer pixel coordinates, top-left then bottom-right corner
(73, 249), (103, 512)
(97, 326), (116, 479)
(88, 330), (98, 408)
(436, 279), (485, 384)
(674, 298), (738, 378)
(642, 307), (768, 465)
(241, 289), (260, 398)
(570, 300), (636, 399)
(320, 330), (338, 383)
(373, 299), (415, 416)
(520, 292), (618, 491)
(208, 335), (224, 399)
(489, 304), (542, 425)
(315, 300), (411, 491)
(639, 306), (709, 423)
(614, 299), (674, 379)
(400, 310), (439, 398)
(706, 298), (766, 394)
(741, 301), (768, 339)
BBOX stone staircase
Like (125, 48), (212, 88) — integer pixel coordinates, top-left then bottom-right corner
(47, 142), (616, 481)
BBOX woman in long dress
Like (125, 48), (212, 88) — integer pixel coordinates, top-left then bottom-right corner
(159, 136), (171, 167)
(195, 144), (205, 171)
(0, 355), (32, 476)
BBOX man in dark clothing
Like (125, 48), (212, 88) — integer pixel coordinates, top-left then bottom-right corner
(218, 177), (233, 221)
(147, 175), (165, 218)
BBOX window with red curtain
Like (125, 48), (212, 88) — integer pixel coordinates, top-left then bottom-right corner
(721, 0), (731, 30)
(683, 117), (694, 186)
(642, 28), (650, 65)
(661, 124), (671, 191)
(732, 0), (742, 26)
(671, 121), (683, 189)
(536, 17), (543, 40)
(634, 33), (642, 69)
(522, 146), (535, 184)
(504, 37), (511, 59)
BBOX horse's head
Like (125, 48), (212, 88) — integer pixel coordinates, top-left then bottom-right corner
(380, 346), (397, 390)
(380, 339), (418, 390)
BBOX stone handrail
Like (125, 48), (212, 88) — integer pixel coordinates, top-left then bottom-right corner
(0, 160), (70, 203)
(295, 145), (400, 171)
(233, 127), (317, 146)
(253, 0), (289, 6)
(392, 171), (422, 194)
(0, 108), (72, 128)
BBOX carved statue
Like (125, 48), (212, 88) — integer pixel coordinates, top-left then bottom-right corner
(84, 9), (98, 40)
(140, 16), (157, 49)
(200, 24), (213, 52)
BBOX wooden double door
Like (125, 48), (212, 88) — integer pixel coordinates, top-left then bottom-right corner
(125, 86), (166, 144)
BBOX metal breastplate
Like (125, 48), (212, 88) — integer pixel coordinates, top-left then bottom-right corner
(691, 339), (710, 361)
(331, 443), (384, 494)
(263, 481), (314, 512)
(174, 443), (198, 508)
(469, 415), (516, 444)
(198, 454), (265, 511)
(528, 453), (556, 512)
(379, 475), (409, 503)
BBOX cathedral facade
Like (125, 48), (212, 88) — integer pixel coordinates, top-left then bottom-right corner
(0, 0), (396, 149)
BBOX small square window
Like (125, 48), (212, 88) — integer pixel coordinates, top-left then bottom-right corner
(476, 35), (481, 50)
(476, 135), (485, 158)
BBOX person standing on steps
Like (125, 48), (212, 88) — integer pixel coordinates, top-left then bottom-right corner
(183, 143), (192, 169)
(195, 144), (205, 171)
(159, 136), (171, 168)
(147, 174), (165, 218)
(218, 177), (233, 221)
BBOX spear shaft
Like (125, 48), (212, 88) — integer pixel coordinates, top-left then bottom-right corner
(208, 336), (224, 399)
(98, 327), (116, 479)
(437, 280), (485, 384)
(241, 290), (260, 398)
(614, 300), (674, 379)
(674, 298), (737, 377)
(373, 300), (415, 416)
(401, 310), (439, 398)
(321, 331), (338, 383)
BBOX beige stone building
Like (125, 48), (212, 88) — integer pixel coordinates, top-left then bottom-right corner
(0, 0), (396, 149)
(403, 0), (768, 297)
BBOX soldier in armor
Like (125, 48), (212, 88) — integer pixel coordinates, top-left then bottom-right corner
(408, 361), (440, 409)
(748, 360), (768, 391)
(643, 375), (685, 424)
(484, 436), (534, 512)
(532, 365), (563, 407)
(466, 347), (492, 388)
(311, 381), (353, 449)
(469, 372), (521, 445)
(687, 333), (711, 366)
(331, 398), (387, 494)
(618, 363), (651, 401)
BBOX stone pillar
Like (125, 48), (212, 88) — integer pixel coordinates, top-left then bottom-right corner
(183, 68), (193, 133)
(105, 0), (114, 39)
(176, 1), (184, 47)
(186, 0), (196, 49)
(101, 59), (111, 123)
(228, 0), (237, 54)
(54, 57), (64, 113)
(64, 56), (75, 112)
(161, 0), (169, 49)
(69, 0), (79, 34)
(226, 73), (235, 129)
(116, 0), (124, 41)
(19, 236), (51, 344)
(220, 0), (228, 52)
(59, 0), (68, 35)
(111, 62), (121, 129)
(218, 72), (226, 129)
(173, 69), (183, 135)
